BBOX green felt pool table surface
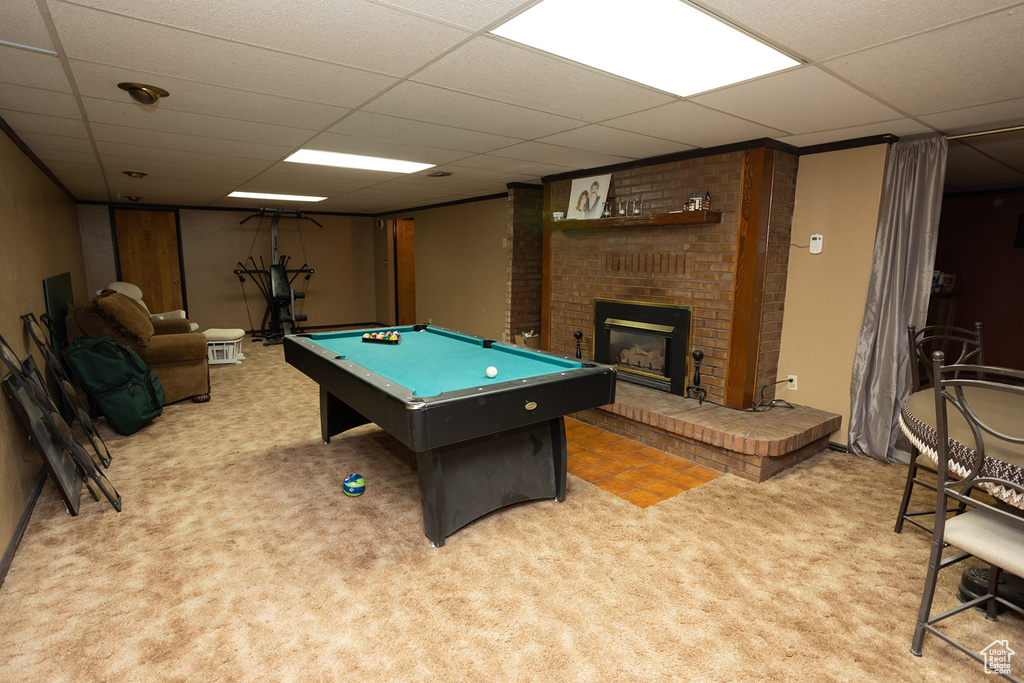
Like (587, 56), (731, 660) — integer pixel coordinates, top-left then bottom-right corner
(305, 326), (581, 397)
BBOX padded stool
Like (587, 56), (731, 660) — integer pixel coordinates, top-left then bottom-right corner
(203, 328), (246, 365)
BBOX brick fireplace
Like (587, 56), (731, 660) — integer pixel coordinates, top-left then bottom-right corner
(514, 141), (842, 481)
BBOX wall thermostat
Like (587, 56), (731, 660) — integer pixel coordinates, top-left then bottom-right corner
(810, 233), (823, 254)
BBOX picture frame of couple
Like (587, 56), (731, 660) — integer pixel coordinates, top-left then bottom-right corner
(566, 174), (612, 220)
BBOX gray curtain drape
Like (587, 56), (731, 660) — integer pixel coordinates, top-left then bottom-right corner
(848, 135), (947, 463)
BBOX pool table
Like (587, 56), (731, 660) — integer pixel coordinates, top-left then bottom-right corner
(284, 324), (616, 546)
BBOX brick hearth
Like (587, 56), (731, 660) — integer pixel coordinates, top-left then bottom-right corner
(575, 381), (842, 482)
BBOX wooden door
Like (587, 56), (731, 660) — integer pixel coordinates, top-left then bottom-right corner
(394, 218), (416, 324)
(113, 209), (185, 314)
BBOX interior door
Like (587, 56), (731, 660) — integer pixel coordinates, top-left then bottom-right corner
(112, 208), (186, 314)
(394, 218), (416, 325)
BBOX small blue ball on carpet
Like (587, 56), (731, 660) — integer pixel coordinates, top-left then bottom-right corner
(343, 474), (366, 497)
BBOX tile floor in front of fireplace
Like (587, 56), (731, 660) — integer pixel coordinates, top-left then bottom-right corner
(565, 417), (721, 508)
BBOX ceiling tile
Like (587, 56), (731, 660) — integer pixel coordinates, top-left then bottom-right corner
(0, 47), (71, 94)
(824, 8), (1024, 115)
(48, 3), (398, 107)
(376, 0), (533, 30)
(692, 66), (903, 135)
(328, 111), (521, 154)
(537, 125), (695, 159)
(94, 141), (272, 172)
(0, 82), (80, 118)
(17, 131), (96, 154)
(89, 122), (291, 160)
(699, 0), (1017, 60)
(776, 118), (929, 147)
(488, 141), (634, 169)
(413, 36), (676, 122)
(919, 98), (1024, 136)
(365, 82), (583, 139)
(604, 101), (785, 147)
(1, 0), (55, 52)
(81, 98), (315, 147)
(62, 0), (471, 75)
(68, 61), (352, 130)
(448, 154), (575, 177)
(0, 110), (88, 137)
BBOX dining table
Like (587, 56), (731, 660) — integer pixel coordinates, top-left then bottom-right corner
(899, 383), (1024, 510)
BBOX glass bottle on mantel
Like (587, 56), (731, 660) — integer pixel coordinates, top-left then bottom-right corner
(633, 195), (643, 216)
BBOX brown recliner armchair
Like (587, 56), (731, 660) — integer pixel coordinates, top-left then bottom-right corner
(66, 290), (210, 404)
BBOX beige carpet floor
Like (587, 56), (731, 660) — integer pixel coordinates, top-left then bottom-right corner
(1, 339), (1021, 681)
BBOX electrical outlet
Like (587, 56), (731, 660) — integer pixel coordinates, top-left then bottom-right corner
(787, 375), (797, 391)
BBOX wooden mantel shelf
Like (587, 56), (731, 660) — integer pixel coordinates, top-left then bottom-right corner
(545, 210), (721, 231)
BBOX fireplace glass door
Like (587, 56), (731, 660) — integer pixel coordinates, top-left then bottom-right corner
(608, 327), (670, 381)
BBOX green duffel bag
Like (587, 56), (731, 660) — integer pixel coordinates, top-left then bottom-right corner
(64, 335), (166, 435)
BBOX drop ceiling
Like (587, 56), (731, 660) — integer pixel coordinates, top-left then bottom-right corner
(1, 0), (1022, 214)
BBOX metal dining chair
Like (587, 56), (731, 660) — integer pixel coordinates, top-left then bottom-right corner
(894, 322), (983, 534)
(911, 352), (1024, 675)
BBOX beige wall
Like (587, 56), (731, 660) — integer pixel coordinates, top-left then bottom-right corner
(391, 198), (508, 340)
(1, 134), (86, 560)
(776, 144), (889, 445)
(78, 209), (377, 332)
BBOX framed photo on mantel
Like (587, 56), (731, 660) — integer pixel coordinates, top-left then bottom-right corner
(566, 174), (612, 220)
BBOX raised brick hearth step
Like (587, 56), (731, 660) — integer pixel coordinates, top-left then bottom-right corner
(574, 381), (843, 482)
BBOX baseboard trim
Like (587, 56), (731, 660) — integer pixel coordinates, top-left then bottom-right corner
(0, 468), (46, 590)
(828, 441), (851, 453)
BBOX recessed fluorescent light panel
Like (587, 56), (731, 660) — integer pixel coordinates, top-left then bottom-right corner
(285, 149), (435, 174)
(491, 0), (800, 98)
(228, 191), (326, 202)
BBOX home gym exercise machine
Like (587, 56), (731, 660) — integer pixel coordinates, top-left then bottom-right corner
(233, 208), (319, 345)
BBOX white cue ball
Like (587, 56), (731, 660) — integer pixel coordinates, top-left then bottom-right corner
(486, 366), (498, 378)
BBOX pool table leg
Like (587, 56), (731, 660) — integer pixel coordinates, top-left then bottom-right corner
(320, 387), (370, 443)
(415, 417), (568, 547)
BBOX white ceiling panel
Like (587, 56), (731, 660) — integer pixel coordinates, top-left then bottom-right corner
(920, 98), (1024, 136)
(64, 0), (473, 75)
(376, 0), (534, 30)
(82, 98), (316, 147)
(776, 118), (927, 148)
(604, 102), (786, 147)
(692, 67), (904, 135)
(0, 47), (69, 91)
(48, 3), (398, 107)
(447, 154), (575, 178)
(364, 82), (583, 139)
(699, 0), (1019, 61)
(0, 82), (80, 119)
(0, 110), (88, 138)
(89, 123), (292, 160)
(538, 125), (695, 159)
(488, 141), (633, 169)
(328, 111), (521, 154)
(824, 7), (1024, 115)
(413, 36), (676, 122)
(67, 61), (352, 130)
(17, 131), (96, 154)
(1, 0), (55, 51)
(94, 142), (272, 171)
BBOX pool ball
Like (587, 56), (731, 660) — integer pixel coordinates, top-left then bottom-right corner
(486, 366), (498, 378)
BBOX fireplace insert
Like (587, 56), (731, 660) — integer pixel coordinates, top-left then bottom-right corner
(594, 299), (691, 396)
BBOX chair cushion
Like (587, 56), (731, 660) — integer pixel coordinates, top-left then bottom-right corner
(103, 281), (150, 313)
(946, 511), (1024, 577)
(95, 291), (155, 345)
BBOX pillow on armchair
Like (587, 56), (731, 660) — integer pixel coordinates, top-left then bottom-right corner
(95, 290), (155, 345)
(101, 281), (200, 333)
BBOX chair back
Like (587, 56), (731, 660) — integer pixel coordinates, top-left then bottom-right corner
(908, 322), (983, 390)
(930, 351), (1024, 515)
